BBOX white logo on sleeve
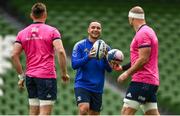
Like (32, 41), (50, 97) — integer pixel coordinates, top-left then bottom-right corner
(77, 96), (82, 101)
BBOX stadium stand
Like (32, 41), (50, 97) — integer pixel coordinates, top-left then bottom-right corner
(0, 10), (17, 98)
(0, 0), (180, 114)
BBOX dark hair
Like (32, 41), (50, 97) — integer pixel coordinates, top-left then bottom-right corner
(31, 2), (46, 19)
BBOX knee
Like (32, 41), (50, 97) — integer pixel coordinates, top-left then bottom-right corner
(144, 109), (160, 115)
(29, 106), (40, 115)
(79, 104), (90, 115)
(121, 107), (137, 115)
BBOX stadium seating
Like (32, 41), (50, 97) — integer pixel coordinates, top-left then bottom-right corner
(1, 0), (180, 114)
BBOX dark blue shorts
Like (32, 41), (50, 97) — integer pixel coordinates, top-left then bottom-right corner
(25, 76), (57, 100)
(125, 82), (158, 104)
(74, 87), (102, 112)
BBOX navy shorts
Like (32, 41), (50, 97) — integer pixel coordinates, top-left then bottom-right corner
(125, 82), (158, 104)
(25, 76), (57, 100)
(74, 87), (102, 112)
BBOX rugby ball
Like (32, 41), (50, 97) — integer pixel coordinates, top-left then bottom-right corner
(92, 39), (107, 59)
(107, 49), (124, 62)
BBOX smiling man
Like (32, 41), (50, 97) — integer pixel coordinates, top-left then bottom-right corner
(71, 21), (112, 115)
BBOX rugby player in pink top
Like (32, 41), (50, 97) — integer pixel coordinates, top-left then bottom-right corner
(11, 3), (69, 115)
(116, 6), (160, 115)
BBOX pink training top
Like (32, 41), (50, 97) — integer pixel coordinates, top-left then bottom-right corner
(16, 22), (61, 78)
(130, 25), (159, 86)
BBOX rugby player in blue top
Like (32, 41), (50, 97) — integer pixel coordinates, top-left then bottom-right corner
(71, 21), (112, 115)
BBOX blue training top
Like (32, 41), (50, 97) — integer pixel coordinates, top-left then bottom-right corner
(71, 38), (112, 93)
